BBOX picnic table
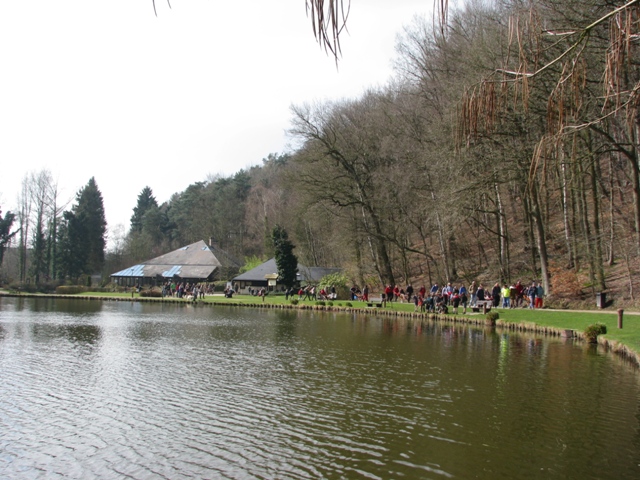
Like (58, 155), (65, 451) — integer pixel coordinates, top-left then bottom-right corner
(472, 300), (492, 313)
(366, 297), (384, 308)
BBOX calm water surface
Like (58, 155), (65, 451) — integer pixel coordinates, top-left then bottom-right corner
(1, 297), (639, 479)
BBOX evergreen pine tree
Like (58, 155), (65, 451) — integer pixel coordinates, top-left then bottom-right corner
(130, 186), (158, 234)
(29, 215), (46, 284)
(272, 225), (298, 289)
(0, 208), (17, 268)
(57, 211), (86, 282)
(57, 177), (107, 280)
(75, 177), (107, 274)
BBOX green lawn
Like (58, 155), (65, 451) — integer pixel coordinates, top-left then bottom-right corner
(494, 307), (640, 354)
(76, 291), (640, 357)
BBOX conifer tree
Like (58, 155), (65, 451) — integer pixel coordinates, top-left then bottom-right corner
(76, 177), (107, 274)
(130, 186), (158, 234)
(57, 178), (107, 280)
(57, 211), (86, 282)
(0, 208), (17, 268)
(272, 225), (298, 289)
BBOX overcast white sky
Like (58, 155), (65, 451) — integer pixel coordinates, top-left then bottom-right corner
(0, 0), (432, 240)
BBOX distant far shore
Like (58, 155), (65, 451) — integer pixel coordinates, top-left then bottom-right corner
(1, 290), (639, 367)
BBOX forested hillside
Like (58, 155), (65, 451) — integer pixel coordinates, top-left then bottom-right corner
(111, 1), (639, 303)
(4, 1), (640, 306)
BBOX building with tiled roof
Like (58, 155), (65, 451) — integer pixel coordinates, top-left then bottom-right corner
(232, 258), (341, 293)
(111, 240), (239, 286)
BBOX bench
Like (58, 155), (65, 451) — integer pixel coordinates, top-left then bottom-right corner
(472, 300), (492, 313)
(367, 297), (384, 308)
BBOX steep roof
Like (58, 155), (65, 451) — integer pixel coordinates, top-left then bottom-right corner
(233, 258), (341, 284)
(297, 265), (342, 283)
(232, 258), (280, 282)
(111, 240), (223, 280)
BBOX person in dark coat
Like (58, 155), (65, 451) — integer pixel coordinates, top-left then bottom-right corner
(476, 284), (485, 302)
(492, 283), (501, 308)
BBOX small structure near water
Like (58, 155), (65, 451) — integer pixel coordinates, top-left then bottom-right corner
(232, 258), (341, 293)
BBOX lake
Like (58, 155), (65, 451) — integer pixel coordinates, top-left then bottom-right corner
(1, 296), (639, 479)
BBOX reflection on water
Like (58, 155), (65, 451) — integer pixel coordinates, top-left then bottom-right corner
(0, 297), (639, 479)
(10, 296), (105, 314)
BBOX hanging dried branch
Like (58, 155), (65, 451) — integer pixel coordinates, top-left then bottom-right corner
(307, 1), (451, 62)
(526, 134), (562, 199)
(305, 0), (351, 61)
(604, 4), (640, 113)
(152, 0), (171, 17)
(458, 0), (640, 144)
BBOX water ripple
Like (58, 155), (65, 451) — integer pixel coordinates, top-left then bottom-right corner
(1, 302), (640, 479)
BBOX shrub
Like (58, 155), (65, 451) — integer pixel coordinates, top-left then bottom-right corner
(56, 285), (88, 295)
(7, 282), (22, 293)
(89, 286), (116, 293)
(290, 299), (299, 305)
(486, 311), (500, 322)
(345, 302), (353, 307)
(315, 300), (326, 306)
(327, 301), (334, 307)
(37, 281), (62, 294)
(101, 283), (125, 293)
(6, 281), (61, 294)
(319, 272), (348, 289)
(318, 272), (351, 299)
(548, 262), (584, 298)
(485, 310), (500, 326)
(584, 323), (607, 343)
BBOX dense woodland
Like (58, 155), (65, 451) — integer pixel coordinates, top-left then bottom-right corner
(2, 0), (640, 305)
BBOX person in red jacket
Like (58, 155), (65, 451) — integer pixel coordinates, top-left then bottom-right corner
(385, 284), (394, 303)
(514, 280), (524, 307)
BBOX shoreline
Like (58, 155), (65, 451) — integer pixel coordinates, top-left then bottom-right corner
(2, 291), (639, 367)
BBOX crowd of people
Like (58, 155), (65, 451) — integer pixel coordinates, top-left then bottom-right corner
(202, 279), (546, 314)
(160, 281), (211, 300)
(369, 280), (546, 314)
(284, 284), (339, 301)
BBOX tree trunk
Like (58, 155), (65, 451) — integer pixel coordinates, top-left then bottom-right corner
(577, 158), (595, 287)
(360, 203), (394, 286)
(431, 188), (450, 282)
(522, 195), (538, 277)
(494, 178), (509, 282)
(529, 184), (550, 295)
(351, 209), (365, 286)
(587, 132), (606, 292)
(560, 154), (575, 268)
(608, 153), (615, 266)
(632, 122), (640, 253)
